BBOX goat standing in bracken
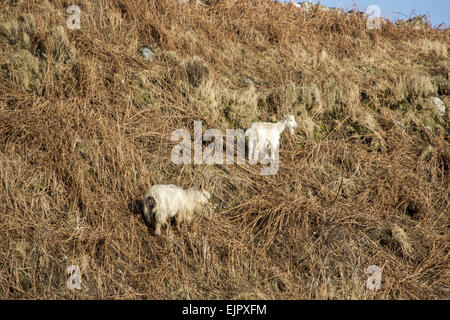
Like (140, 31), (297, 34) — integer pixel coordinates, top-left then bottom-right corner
(142, 177), (211, 235)
(245, 115), (298, 164)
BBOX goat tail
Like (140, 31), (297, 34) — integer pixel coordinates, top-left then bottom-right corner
(143, 195), (156, 227)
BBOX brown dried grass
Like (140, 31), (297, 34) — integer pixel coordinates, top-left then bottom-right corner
(0, 0), (448, 299)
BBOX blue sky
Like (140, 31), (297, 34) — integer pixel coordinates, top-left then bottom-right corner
(280, 0), (449, 27)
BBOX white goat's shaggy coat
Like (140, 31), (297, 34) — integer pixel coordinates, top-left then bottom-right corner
(143, 184), (211, 235)
(245, 115), (298, 164)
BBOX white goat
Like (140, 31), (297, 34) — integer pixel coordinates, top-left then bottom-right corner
(245, 115), (298, 164)
(143, 184), (211, 235)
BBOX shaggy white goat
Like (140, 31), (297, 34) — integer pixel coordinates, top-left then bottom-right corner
(245, 115), (298, 164)
(143, 184), (211, 235)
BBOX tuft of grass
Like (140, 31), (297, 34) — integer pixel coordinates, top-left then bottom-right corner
(6, 49), (43, 92)
(178, 56), (210, 88)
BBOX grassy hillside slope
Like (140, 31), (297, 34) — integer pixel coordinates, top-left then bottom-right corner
(0, 0), (449, 299)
